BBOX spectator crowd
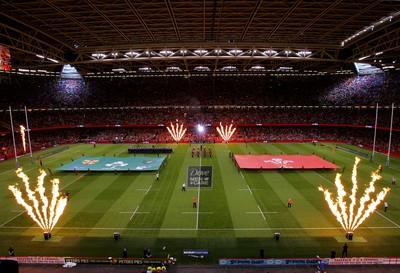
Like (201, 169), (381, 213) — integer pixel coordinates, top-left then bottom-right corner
(1, 71), (399, 108)
(0, 71), (399, 158)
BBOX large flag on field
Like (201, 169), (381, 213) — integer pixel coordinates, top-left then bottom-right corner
(55, 156), (166, 172)
(234, 154), (339, 170)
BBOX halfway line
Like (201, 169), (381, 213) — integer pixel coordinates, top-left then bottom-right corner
(196, 149), (202, 230)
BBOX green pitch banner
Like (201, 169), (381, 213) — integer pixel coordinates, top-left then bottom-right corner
(55, 156), (166, 172)
(187, 166), (213, 188)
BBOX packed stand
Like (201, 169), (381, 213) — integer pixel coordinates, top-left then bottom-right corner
(1, 71), (399, 108)
(0, 71), (399, 158)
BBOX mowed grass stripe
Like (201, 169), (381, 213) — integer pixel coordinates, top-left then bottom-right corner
(231, 143), (293, 229)
(87, 173), (154, 234)
(222, 144), (271, 230)
(159, 144), (198, 233)
(239, 143), (325, 234)
(250, 143), (336, 228)
(257, 143), (344, 232)
(1, 142), (400, 260)
(201, 144), (236, 233)
(132, 146), (189, 235)
(63, 173), (135, 228)
(260, 172), (342, 240)
(244, 170), (283, 214)
(124, 172), (162, 229)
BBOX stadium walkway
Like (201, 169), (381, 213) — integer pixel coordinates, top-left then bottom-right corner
(19, 264), (400, 273)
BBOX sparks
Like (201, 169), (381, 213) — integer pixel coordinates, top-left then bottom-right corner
(216, 122), (237, 142)
(166, 121), (187, 142)
(319, 157), (390, 233)
(20, 125), (26, 153)
(8, 168), (68, 233)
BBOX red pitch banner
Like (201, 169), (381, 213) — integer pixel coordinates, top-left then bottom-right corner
(234, 154), (339, 170)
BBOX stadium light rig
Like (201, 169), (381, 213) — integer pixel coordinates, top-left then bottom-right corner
(166, 121), (187, 142)
(216, 122), (237, 142)
(318, 157), (390, 238)
(8, 168), (68, 238)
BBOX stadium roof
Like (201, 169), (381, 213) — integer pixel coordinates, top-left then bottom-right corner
(1, 0), (399, 76)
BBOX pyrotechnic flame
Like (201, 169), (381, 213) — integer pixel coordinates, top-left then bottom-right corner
(319, 157), (390, 233)
(8, 168), (68, 233)
(166, 122), (187, 142)
(20, 125), (26, 153)
(216, 122), (237, 142)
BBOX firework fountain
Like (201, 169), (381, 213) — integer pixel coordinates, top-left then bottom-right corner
(19, 125), (26, 153)
(8, 168), (68, 239)
(216, 122), (237, 142)
(318, 157), (390, 239)
(166, 121), (187, 142)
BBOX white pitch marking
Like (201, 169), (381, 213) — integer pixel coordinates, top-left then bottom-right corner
(61, 172), (88, 190)
(195, 149), (202, 230)
(116, 146), (129, 156)
(0, 213), (26, 228)
(375, 211), (400, 228)
(246, 184), (253, 195)
(137, 188), (158, 192)
(257, 205), (267, 221)
(246, 211), (277, 214)
(240, 171), (245, 179)
(145, 185), (152, 195)
(129, 206), (140, 220)
(119, 212), (149, 214)
(181, 212), (214, 214)
(0, 147), (66, 175)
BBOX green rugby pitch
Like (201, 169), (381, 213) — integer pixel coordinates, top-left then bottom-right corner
(0, 142), (399, 264)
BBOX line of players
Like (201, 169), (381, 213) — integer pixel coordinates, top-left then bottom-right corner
(191, 145), (212, 158)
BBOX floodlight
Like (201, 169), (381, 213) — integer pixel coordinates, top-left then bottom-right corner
(197, 124), (204, 133)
